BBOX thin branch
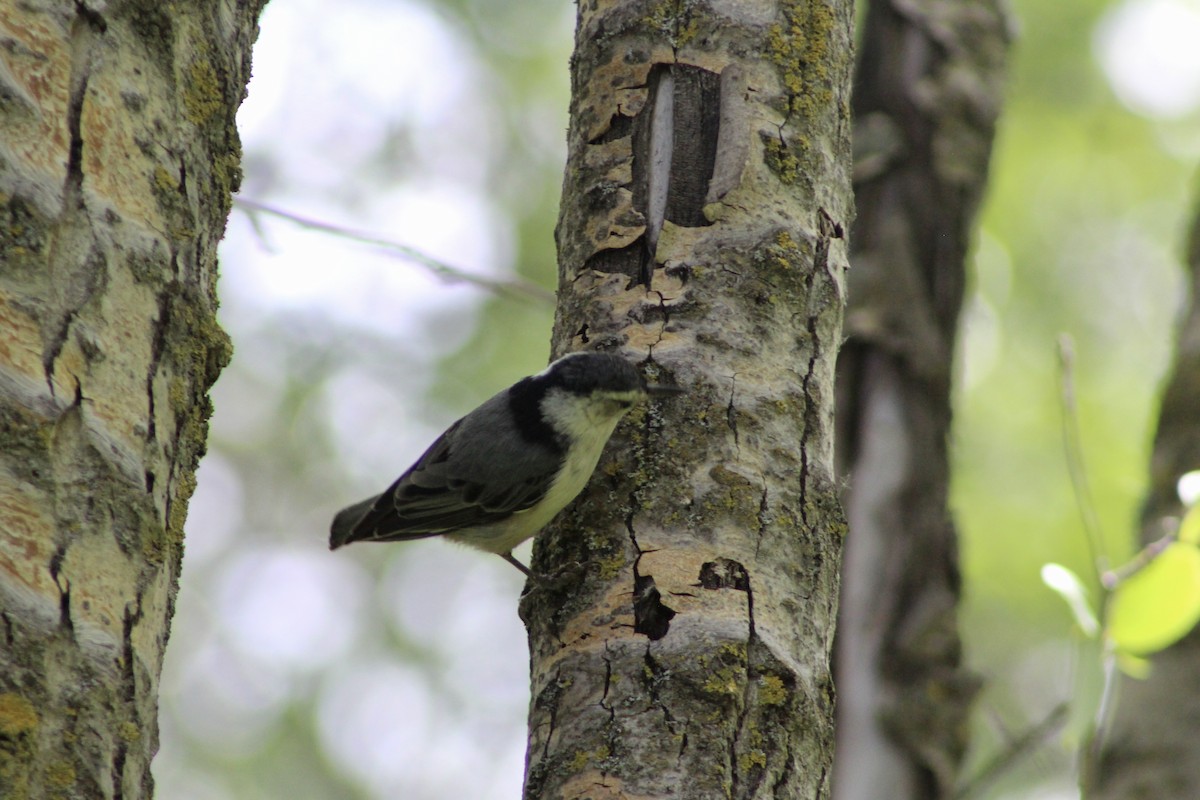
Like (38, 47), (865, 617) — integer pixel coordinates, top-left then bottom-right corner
(954, 703), (1070, 800)
(1080, 646), (1120, 794)
(232, 196), (556, 305)
(1057, 334), (1109, 580)
(1100, 524), (1177, 590)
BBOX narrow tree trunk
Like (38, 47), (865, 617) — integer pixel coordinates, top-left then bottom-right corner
(1092, 181), (1200, 799)
(0, 2), (262, 796)
(520, 2), (855, 798)
(832, 0), (1008, 797)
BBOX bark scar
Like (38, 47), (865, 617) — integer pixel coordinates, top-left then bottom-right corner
(632, 556), (676, 640)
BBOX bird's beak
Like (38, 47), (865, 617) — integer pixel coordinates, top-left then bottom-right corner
(645, 383), (686, 397)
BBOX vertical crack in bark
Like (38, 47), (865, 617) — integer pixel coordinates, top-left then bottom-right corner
(542, 666), (562, 762)
(755, 483), (769, 556)
(145, 292), (172, 444)
(63, 63), (89, 209)
(737, 568), (761, 798)
(641, 646), (680, 734)
(647, 289), (672, 350)
(49, 544), (73, 633)
(599, 643), (616, 722)
(726, 373), (740, 450)
(73, 0), (108, 33)
(43, 9), (105, 389)
(627, 362), (677, 640)
(113, 590), (145, 799)
(799, 211), (844, 528)
(772, 747), (797, 797)
(801, 352), (820, 532)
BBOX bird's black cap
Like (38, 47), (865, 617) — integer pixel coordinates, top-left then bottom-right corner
(543, 352), (648, 395)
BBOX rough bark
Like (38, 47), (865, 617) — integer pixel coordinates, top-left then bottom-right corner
(0, 1), (262, 797)
(519, 1), (855, 798)
(1091, 181), (1200, 799)
(832, 0), (1008, 797)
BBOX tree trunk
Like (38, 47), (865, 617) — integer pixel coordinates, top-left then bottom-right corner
(832, 0), (1008, 797)
(0, 1), (262, 796)
(519, 1), (854, 798)
(1091, 181), (1200, 799)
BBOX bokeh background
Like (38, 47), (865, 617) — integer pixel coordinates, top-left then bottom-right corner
(149, 0), (1200, 797)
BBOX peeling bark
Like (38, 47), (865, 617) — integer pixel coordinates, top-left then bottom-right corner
(832, 0), (1009, 797)
(1092, 181), (1200, 800)
(522, 1), (855, 797)
(0, 1), (263, 796)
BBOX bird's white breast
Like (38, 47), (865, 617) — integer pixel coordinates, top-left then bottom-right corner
(446, 389), (634, 555)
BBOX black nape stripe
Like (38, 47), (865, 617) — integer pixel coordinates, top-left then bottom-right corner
(508, 376), (565, 452)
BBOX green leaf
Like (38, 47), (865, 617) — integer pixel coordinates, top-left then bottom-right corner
(1178, 502), (1200, 547)
(1115, 651), (1151, 680)
(1040, 563), (1098, 636)
(1108, 543), (1200, 655)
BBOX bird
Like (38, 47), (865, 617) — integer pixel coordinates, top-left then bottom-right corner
(329, 351), (683, 576)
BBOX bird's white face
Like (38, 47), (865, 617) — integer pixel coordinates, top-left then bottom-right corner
(541, 387), (647, 443)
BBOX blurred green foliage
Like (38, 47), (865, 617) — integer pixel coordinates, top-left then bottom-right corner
(955, 0), (1194, 791)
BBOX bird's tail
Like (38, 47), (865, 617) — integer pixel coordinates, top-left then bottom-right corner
(329, 495), (380, 549)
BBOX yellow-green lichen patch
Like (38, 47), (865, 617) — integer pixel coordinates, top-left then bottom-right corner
(701, 641), (749, 696)
(0, 693), (38, 737)
(141, 510), (169, 566)
(752, 228), (815, 302)
(596, 553), (626, 581)
(759, 674), (788, 705)
(153, 164), (179, 193)
(44, 760), (76, 790)
(762, 134), (803, 186)
(762, 0), (846, 187)
(766, 0), (838, 121)
(738, 748), (767, 771)
(167, 468), (198, 552)
(212, 147), (244, 218)
(644, 0), (702, 48)
(183, 59), (223, 127)
(736, 725), (768, 772)
(706, 465), (762, 527)
(569, 744), (612, 773)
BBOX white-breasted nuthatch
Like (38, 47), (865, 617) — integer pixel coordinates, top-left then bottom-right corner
(329, 352), (683, 576)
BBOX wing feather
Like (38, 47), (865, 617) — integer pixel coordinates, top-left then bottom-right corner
(334, 419), (559, 545)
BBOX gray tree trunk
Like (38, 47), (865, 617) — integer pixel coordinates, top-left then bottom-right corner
(1092, 183), (1200, 799)
(0, 1), (262, 796)
(520, 1), (855, 798)
(832, 0), (1009, 797)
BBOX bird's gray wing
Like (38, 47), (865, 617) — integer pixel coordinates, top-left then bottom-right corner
(331, 419), (559, 546)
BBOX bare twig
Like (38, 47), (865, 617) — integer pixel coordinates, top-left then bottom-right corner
(233, 196), (555, 305)
(1100, 525), (1177, 590)
(954, 703), (1070, 799)
(1057, 335), (1109, 580)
